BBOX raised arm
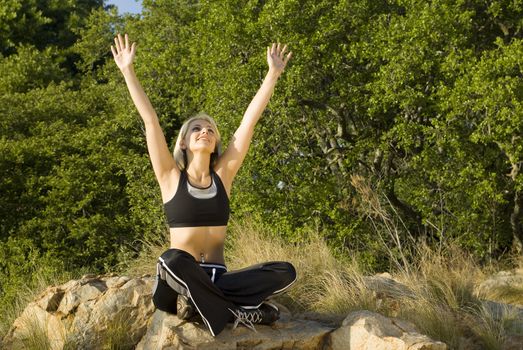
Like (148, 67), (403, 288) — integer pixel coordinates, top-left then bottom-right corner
(111, 34), (178, 194)
(216, 43), (292, 187)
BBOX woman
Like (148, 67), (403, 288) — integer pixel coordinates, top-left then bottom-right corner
(111, 34), (296, 336)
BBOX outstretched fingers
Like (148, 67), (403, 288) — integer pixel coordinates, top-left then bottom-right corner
(283, 51), (292, 65)
(280, 44), (288, 57)
(111, 33), (137, 70)
(270, 43), (291, 58)
(119, 34), (126, 51)
(112, 34), (136, 54)
(114, 36), (121, 53)
(267, 42), (292, 71)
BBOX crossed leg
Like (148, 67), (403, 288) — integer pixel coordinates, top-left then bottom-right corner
(152, 248), (297, 336)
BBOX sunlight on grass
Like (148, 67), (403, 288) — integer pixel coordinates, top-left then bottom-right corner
(8, 310), (76, 350)
(17, 316), (52, 350)
(226, 218), (378, 317)
(392, 243), (484, 348)
(0, 266), (89, 342)
(116, 233), (169, 277)
(102, 309), (136, 350)
(480, 284), (523, 306)
(224, 218), (520, 349)
(3, 217), (521, 349)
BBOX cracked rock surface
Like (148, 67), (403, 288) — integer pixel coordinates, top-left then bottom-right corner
(2, 275), (449, 349)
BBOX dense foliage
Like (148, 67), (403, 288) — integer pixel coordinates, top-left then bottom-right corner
(1, 0), (522, 306)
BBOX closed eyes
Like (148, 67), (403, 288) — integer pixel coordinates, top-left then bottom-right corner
(192, 125), (214, 134)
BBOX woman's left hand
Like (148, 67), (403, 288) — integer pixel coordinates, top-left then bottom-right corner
(267, 43), (292, 75)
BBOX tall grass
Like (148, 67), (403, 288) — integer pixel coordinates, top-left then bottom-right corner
(113, 214), (522, 349)
(101, 309), (137, 350)
(115, 233), (169, 277)
(226, 219), (379, 318)
(229, 218), (523, 348)
(3, 205), (521, 349)
(348, 174), (522, 349)
(392, 244), (485, 348)
(15, 316), (52, 350)
(0, 264), (89, 341)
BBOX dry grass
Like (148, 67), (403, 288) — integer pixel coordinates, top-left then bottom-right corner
(479, 284), (523, 306)
(3, 206), (520, 349)
(101, 309), (137, 350)
(5, 308), (137, 350)
(225, 218), (523, 349)
(392, 244), (485, 348)
(226, 219), (379, 317)
(5, 310), (77, 350)
(117, 234), (169, 277)
(0, 266), (88, 342)
(16, 316), (52, 350)
(348, 174), (523, 349)
(114, 215), (522, 349)
(466, 303), (522, 350)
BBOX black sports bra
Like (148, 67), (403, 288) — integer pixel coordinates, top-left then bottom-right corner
(163, 171), (230, 228)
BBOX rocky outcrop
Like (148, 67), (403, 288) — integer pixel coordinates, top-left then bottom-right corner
(477, 268), (523, 306)
(364, 273), (415, 300)
(2, 274), (155, 349)
(329, 311), (447, 350)
(137, 308), (333, 350)
(3, 274), (448, 349)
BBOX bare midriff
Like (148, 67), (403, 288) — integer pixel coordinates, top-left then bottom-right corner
(169, 226), (227, 264)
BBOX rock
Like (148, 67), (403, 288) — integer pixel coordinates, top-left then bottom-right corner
(364, 273), (415, 300)
(137, 308), (334, 350)
(4, 275), (455, 350)
(328, 310), (448, 350)
(2, 275), (155, 350)
(503, 334), (523, 350)
(477, 269), (523, 306)
(481, 300), (523, 322)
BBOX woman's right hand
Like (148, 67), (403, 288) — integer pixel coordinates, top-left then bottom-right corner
(111, 33), (136, 71)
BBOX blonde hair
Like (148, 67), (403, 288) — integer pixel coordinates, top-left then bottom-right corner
(173, 112), (222, 170)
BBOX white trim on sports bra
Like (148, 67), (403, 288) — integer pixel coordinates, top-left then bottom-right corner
(187, 176), (218, 199)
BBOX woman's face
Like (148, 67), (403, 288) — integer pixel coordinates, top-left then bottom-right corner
(183, 119), (217, 154)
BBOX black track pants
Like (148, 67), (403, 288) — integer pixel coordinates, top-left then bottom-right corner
(152, 248), (297, 336)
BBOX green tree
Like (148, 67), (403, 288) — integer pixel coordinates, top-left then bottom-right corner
(3, 0), (523, 287)
(0, 0), (104, 54)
